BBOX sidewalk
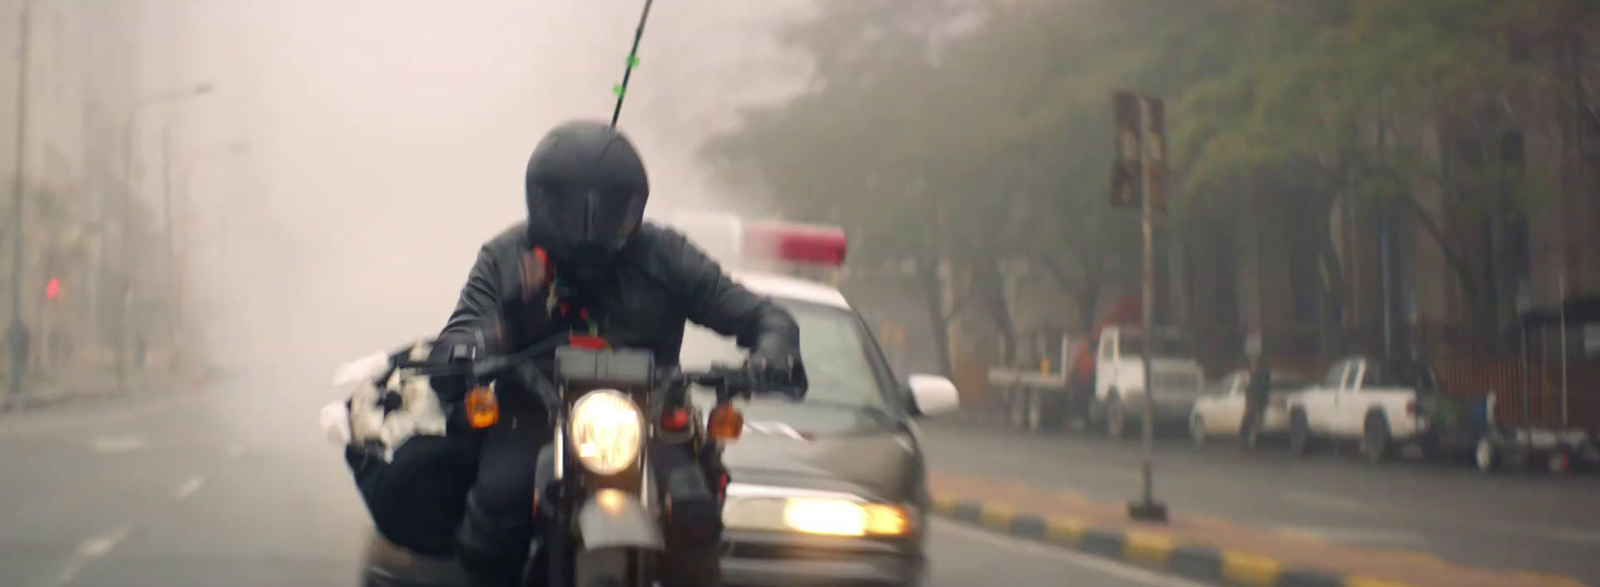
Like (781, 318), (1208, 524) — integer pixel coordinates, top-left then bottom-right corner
(929, 471), (1590, 587)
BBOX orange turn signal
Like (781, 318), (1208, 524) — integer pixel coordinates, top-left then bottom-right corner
(466, 386), (500, 429)
(708, 404), (744, 442)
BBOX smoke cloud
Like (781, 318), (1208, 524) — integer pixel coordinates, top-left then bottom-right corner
(157, 0), (816, 390)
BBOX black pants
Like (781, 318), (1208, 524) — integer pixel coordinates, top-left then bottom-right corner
(1239, 398), (1266, 438)
(455, 407), (553, 583)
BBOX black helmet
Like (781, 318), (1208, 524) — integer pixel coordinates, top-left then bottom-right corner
(523, 120), (649, 284)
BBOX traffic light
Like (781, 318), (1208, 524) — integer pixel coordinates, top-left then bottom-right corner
(45, 277), (60, 300)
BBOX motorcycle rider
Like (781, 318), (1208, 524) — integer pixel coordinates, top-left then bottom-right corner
(424, 119), (806, 587)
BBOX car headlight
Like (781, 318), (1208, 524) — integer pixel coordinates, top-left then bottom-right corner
(569, 390), (643, 475)
(723, 494), (913, 537)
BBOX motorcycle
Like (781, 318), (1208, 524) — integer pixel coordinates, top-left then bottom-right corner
(411, 331), (781, 587)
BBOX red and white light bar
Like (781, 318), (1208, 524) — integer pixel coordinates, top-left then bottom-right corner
(742, 221), (848, 267)
(661, 211), (848, 268)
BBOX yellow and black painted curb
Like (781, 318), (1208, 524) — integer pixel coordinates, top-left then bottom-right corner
(930, 494), (1407, 587)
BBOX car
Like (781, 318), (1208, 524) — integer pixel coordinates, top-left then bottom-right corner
(674, 217), (958, 586)
(357, 218), (960, 587)
(1188, 369), (1306, 449)
(683, 271), (958, 587)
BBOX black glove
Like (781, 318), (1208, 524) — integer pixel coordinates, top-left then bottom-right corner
(427, 342), (481, 403)
(747, 346), (807, 399)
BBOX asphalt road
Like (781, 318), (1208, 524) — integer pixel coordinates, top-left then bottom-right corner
(917, 418), (1600, 584)
(0, 375), (1202, 587)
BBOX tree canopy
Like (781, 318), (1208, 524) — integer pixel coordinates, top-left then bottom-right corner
(702, 0), (1592, 366)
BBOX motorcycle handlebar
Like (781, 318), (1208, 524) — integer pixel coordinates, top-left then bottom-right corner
(408, 334), (798, 402)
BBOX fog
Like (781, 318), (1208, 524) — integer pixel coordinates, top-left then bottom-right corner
(162, 0), (816, 384)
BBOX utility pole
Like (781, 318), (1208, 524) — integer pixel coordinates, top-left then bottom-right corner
(1112, 91), (1169, 523)
(8, 0), (37, 407)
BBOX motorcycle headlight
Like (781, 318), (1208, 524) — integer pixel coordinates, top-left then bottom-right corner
(569, 390), (643, 475)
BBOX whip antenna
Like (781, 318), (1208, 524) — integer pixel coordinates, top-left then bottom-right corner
(610, 0), (656, 129)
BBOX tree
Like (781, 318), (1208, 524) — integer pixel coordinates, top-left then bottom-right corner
(706, 0), (1569, 367)
(703, 0), (1212, 369)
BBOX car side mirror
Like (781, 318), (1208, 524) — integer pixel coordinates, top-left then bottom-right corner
(906, 374), (960, 417)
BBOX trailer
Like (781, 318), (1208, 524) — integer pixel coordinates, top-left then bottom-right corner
(989, 364), (1081, 432)
(1472, 392), (1600, 473)
(1466, 297), (1600, 473)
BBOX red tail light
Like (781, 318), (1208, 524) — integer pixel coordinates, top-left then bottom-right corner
(569, 335), (608, 350)
(1405, 400), (1417, 417)
(662, 407), (690, 432)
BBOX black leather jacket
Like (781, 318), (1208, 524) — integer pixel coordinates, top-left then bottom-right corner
(435, 221), (803, 390)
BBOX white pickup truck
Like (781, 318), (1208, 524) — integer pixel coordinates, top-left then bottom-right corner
(1286, 356), (1443, 463)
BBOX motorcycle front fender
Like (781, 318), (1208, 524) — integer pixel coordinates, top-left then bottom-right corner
(575, 492), (664, 552)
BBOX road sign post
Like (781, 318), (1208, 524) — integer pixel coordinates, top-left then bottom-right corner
(1114, 91), (1169, 524)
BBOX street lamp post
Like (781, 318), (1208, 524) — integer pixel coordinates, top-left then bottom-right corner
(7, 0), (39, 408)
(111, 83), (213, 391)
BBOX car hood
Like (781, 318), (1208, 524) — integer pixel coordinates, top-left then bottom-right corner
(718, 401), (922, 502)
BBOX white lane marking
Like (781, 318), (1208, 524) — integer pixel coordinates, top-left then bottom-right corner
(1281, 490), (1368, 513)
(1274, 526), (1426, 545)
(173, 475), (206, 500)
(55, 526), (132, 585)
(934, 520), (1209, 587)
(88, 435), (147, 454)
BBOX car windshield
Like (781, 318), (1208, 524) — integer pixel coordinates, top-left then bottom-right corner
(680, 300), (889, 412)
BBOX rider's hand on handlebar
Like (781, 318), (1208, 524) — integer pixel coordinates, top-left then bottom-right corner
(746, 349), (807, 399)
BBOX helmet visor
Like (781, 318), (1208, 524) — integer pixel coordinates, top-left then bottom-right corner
(534, 188), (645, 252)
